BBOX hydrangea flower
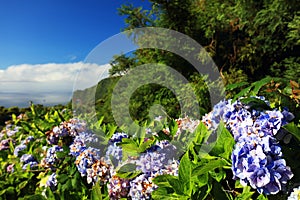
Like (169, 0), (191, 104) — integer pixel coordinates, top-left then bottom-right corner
(46, 173), (57, 191)
(12, 136), (35, 156)
(74, 147), (101, 177)
(104, 132), (128, 166)
(288, 186), (300, 200)
(46, 118), (87, 144)
(0, 138), (13, 151)
(128, 174), (158, 200)
(203, 97), (294, 195)
(40, 145), (63, 168)
(20, 154), (38, 170)
(4, 125), (20, 137)
(105, 143), (123, 166)
(86, 159), (110, 185)
(175, 116), (200, 136)
(108, 175), (130, 199)
(13, 144), (27, 156)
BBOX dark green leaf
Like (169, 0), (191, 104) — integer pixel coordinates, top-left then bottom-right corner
(283, 122), (300, 141)
(192, 159), (228, 177)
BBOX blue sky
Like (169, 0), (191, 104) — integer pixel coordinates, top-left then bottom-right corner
(0, 0), (151, 107)
(0, 0), (150, 68)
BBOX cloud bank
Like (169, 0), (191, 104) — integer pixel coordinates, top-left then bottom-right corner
(0, 62), (111, 107)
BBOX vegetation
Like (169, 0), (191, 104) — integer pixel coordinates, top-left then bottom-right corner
(1, 0), (300, 199)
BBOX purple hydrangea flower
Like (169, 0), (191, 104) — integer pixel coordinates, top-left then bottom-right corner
(108, 175), (130, 199)
(6, 164), (14, 173)
(0, 138), (13, 151)
(128, 174), (158, 200)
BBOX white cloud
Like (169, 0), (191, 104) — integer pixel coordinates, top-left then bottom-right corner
(0, 62), (111, 107)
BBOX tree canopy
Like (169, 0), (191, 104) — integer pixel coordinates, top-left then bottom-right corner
(111, 0), (300, 82)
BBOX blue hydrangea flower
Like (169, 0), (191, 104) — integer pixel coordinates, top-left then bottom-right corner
(5, 125), (20, 137)
(14, 144), (27, 156)
(75, 147), (101, 177)
(203, 97), (294, 195)
(69, 135), (87, 157)
(20, 154), (36, 163)
(20, 154), (38, 170)
(22, 136), (34, 145)
(22, 161), (38, 170)
(41, 145), (63, 168)
(105, 143), (123, 166)
(46, 173), (57, 191)
(109, 132), (128, 144)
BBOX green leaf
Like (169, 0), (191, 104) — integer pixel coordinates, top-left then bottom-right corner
(178, 152), (192, 195)
(257, 194), (268, 200)
(250, 77), (274, 95)
(116, 163), (142, 179)
(192, 159), (228, 177)
(240, 97), (270, 111)
(18, 180), (28, 190)
(57, 174), (69, 183)
(235, 186), (255, 200)
(225, 82), (249, 91)
(91, 183), (102, 200)
(19, 194), (47, 200)
(283, 122), (300, 141)
(209, 122), (235, 160)
(118, 163), (137, 173)
(138, 139), (155, 153)
(233, 85), (253, 101)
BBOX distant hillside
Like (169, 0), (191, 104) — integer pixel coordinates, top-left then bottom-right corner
(72, 76), (120, 124)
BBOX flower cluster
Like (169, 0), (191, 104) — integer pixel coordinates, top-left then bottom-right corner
(69, 129), (110, 185)
(105, 132), (128, 166)
(202, 97), (294, 195)
(108, 175), (131, 199)
(175, 116), (200, 136)
(0, 124), (22, 151)
(105, 133), (179, 199)
(20, 154), (38, 170)
(1, 124), (20, 137)
(14, 136), (34, 156)
(128, 174), (158, 200)
(46, 118), (87, 144)
(40, 145), (63, 169)
(288, 186), (300, 200)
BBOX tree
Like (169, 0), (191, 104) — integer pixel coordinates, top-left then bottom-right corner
(116, 0), (300, 82)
